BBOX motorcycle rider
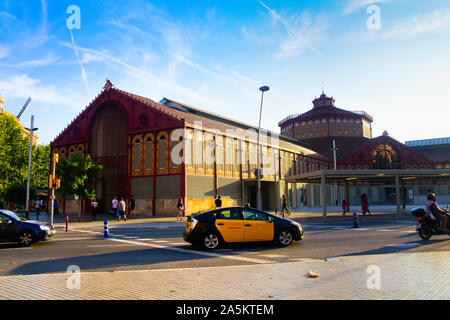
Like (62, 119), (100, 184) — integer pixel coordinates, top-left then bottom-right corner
(425, 193), (449, 233)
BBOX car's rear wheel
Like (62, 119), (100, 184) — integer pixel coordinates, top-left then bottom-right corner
(203, 233), (220, 250)
(278, 230), (293, 247)
(18, 230), (35, 246)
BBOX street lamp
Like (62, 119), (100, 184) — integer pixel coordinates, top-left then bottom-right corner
(25, 115), (38, 219)
(257, 85), (270, 210)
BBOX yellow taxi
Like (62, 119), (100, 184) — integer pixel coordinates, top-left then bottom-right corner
(183, 207), (303, 250)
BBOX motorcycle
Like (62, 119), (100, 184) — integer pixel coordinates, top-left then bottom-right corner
(411, 206), (450, 240)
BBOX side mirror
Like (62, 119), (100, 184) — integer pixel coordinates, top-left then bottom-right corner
(6, 220), (13, 225)
(267, 217), (273, 223)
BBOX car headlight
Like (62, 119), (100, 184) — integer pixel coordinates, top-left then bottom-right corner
(39, 225), (50, 231)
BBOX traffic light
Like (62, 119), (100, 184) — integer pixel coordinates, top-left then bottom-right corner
(49, 174), (53, 188)
(53, 153), (59, 163)
(56, 179), (61, 189)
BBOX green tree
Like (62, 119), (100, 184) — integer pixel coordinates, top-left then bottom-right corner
(5, 183), (36, 207)
(55, 152), (102, 221)
(0, 112), (28, 193)
(31, 144), (50, 190)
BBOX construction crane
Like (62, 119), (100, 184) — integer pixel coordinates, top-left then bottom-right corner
(17, 97), (32, 120)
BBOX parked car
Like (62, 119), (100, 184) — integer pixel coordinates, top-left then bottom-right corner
(0, 210), (55, 246)
(183, 207), (304, 250)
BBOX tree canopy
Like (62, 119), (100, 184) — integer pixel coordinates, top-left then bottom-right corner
(55, 152), (102, 221)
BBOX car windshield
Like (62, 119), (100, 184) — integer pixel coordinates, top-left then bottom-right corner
(0, 210), (28, 221)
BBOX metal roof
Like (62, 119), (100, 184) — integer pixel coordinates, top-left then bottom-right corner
(405, 137), (450, 147)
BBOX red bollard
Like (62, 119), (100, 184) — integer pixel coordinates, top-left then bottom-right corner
(66, 215), (69, 232)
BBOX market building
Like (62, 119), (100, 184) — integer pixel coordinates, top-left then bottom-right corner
(50, 82), (450, 216)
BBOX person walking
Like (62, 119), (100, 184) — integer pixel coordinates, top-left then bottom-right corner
(361, 193), (371, 215)
(90, 199), (98, 221)
(281, 195), (291, 217)
(118, 197), (127, 222)
(54, 199), (59, 215)
(129, 195), (136, 217)
(215, 195), (222, 208)
(342, 200), (349, 215)
(111, 196), (118, 217)
(177, 198), (184, 221)
(35, 199), (41, 220)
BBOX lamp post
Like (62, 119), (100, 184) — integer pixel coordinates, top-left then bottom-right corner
(25, 115), (38, 219)
(330, 139), (338, 205)
(257, 85), (269, 210)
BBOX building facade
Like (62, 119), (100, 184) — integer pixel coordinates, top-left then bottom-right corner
(50, 81), (330, 216)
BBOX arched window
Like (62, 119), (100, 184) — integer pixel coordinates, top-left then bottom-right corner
(301, 122), (306, 137)
(356, 120), (362, 135)
(186, 132), (193, 168)
(330, 119), (335, 135)
(337, 119), (341, 135)
(134, 139), (141, 172)
(350, 120), (355, 135)
(308, 121), (313, 137)
(205, 134), (214, 171)
(295, 123), (300, 138)
(322, 120), (327, 136)
(343, 119), (348, 135)
(170, 132), (182, 169)
(158, 135), (167, 170)
(145, 136), (153, 171)
(69, 147), (75, 159)
(225, 137), (233, 173)
(315, 120), (320, 136)
(196, 134), (204, 169)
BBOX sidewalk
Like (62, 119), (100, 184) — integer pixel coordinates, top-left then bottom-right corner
(0, 251), (448, 300)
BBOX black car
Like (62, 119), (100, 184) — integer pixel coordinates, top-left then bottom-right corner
(184, 207), (303, 250)
(0, 210), (55, 246)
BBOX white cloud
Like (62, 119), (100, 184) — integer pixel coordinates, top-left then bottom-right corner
(257, 0), (325, 58)
(0, 74), (84, 109)
(379, 8), (450, 40)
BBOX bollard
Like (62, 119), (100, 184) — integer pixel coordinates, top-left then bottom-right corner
(104, 221), (110, 238)
(353, 212), (359, 228)
(65, 214), (69, 232)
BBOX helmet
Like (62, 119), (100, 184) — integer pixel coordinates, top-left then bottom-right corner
(427, 193), (436, 202)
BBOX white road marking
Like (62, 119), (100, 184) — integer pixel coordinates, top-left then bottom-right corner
(387, 243), (421, 248)
(74, 229), (272, 264)
(259, 254), (287, 258)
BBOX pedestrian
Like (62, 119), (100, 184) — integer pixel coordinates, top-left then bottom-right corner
(54, 199), (59, 215)
(281, 195), (291, 217)
(90, 199), (98, 221)
(342, 200), (348, 215)
(361, 193), (371, 215)
(129, 195), (136, 217)
(118, 197), (127, 222)
(215, 195), (222, 208)
(177, 198), (184, 221)
(112, 195), (118, 217)
(35, 199), (41, 220)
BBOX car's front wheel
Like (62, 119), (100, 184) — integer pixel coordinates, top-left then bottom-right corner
(277, 230), (293, 247)
(203, 233), (220, 250)
(18, 230), (35, 246)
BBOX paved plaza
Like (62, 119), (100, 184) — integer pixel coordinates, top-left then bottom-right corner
(1, 249), (448, 300)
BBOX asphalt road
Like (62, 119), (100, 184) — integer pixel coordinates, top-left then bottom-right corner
(1, 219), (449, 276)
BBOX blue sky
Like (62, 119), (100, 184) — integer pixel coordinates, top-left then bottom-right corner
(1, 0), (449, 145)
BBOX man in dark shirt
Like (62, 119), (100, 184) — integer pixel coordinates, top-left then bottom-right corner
(215, 195), (222, 208)
(426, 193), (449, 233)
